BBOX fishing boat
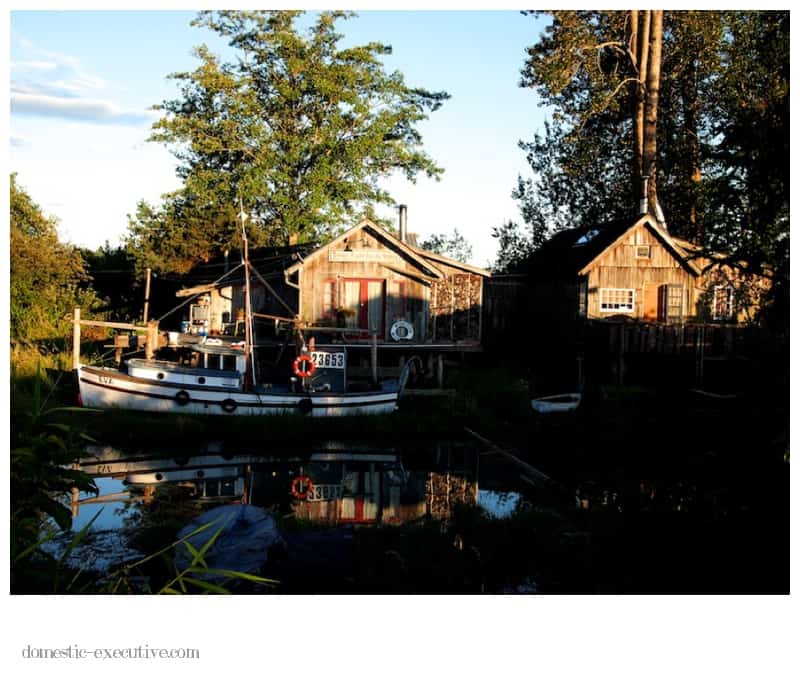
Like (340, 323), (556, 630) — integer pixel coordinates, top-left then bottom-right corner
(77, 357), (407, 417)
(76, 206), (415, 418)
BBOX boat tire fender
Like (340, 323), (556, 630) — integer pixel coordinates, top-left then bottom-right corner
(221, 398), (237, 413)
(297, 397), (313, 415)
(175, 390), (191, 406)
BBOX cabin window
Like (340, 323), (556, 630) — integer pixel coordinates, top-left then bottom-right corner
(635, 245), (652, 259)
(222, 355), (237, 371)
(206, 353), (221, 369)
(599, 288), (635, 313)
(712, 285), (734, 320)
(321, 279), (337, 319)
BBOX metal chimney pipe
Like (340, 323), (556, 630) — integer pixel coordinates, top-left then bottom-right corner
(639, 176), (649, 215)
(398, 204), (408, 243)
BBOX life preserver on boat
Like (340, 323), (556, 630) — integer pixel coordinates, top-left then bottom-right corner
(221, 398), (237, 413)
(293, 354), (316, 378)
(175, 390), (191, 406)
(290, 475), (314, 500)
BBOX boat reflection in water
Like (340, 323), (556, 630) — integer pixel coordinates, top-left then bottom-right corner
(78, 442), (485, 526)
(74, 443), (521, 592)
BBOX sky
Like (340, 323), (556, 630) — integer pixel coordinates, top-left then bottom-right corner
(9, 8), (551, 267)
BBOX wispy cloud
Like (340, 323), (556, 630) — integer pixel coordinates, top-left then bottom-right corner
(11, 34), (150, 126)
(11, 59), (59, 72)
(11, 136), (28, 147)
(12, 92), (156, 127)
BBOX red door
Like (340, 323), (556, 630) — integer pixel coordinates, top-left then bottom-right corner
(342, 279), (385, 338)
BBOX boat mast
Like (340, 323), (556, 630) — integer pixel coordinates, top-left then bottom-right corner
(239, 199), (257, 390)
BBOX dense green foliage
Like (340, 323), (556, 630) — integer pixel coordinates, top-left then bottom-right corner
(10, 174), (95, 343)
(80, 242), (142, 322)
(419, 227), (473, 263)
(127, 10), (449, 275)
(10, 367), (99, 582)
(496, 10), (788, 285)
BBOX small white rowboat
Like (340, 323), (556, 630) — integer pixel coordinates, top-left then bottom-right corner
(531, 393), (582, 414)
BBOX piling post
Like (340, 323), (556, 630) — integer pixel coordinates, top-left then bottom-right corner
(71, 460), (80, 518)
(72, 308), (81, 370)
(371, 333), (378, 385)
(143, 267), (152, 325)
(145, 320), (159, 361)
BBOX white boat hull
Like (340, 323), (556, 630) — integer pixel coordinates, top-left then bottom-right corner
(77, 365), (399, 417)
(531, 393), (582, 414)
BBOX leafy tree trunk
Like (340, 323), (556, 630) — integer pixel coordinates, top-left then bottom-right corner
(631, 9), (651, 198)
(642, 10), (664, 226)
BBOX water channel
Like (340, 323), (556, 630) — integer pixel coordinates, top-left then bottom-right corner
(57, 440), (536, 592)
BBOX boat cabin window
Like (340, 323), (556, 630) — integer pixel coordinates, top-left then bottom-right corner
(222, 355), (237, 371)
(206, 353), (221, 369)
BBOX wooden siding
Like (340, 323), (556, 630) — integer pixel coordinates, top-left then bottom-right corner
(297, 226), (432, 341)
(584, 223), (697, 320)
(296, 224), (484, 344)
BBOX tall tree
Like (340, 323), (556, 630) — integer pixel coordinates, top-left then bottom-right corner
(641, 10), (664, 224)
(504, 12), (783, 251)
(518, 10), (671, 231)
(10, 174), (94, 342)
(128, 10), (449, 275)
(501, 10), (787, 322)
(420, 228), (473, 263)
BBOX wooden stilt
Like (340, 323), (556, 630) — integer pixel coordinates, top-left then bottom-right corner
(143, 267), (152, 325)
(72, 308), (81, 370)
(371, 334), (378, 385)
(71, 487), (80, 519)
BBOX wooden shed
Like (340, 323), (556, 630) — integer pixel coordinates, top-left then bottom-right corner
(519, 213), (767, 325)
(285, 218), (489, 347)
(175, 217), (490, 351)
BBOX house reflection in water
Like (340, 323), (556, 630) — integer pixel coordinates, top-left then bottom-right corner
(251, 444), (480, 525)
(77, 443), (481, 526)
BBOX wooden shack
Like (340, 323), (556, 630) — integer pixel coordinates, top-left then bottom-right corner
(169, 217), (490, 386)
(284, 218), (489, 347)
(518, 213), (768, 325)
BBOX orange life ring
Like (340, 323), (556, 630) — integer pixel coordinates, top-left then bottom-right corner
(293, 354), (316, 378)
(290, 475), (314, 500)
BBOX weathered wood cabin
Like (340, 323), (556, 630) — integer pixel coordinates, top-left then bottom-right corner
(286, 217), (489, 346)
(519, 213), (768, 325)
(173, 213), (489, 378)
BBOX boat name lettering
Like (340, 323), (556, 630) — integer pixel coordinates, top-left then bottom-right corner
(310, 351), (345, 369)
(98, 376), (114, 385)
(306, 484), (343, 502)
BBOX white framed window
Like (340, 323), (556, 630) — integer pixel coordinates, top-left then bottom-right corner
(599, 288), (635, 313)
(712, 285), (734, 320)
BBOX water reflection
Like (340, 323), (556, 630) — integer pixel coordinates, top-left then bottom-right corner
(76, 442), (518, 530)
